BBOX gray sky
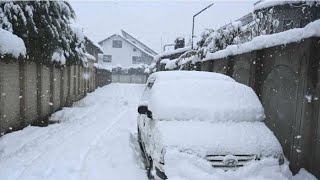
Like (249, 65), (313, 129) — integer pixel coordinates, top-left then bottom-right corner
(70, 0), (256, 53)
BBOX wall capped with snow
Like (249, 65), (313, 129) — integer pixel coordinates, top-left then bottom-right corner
(195, 36), (320, 178)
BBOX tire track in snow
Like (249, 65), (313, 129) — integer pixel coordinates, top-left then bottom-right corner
(14, 105), (119, 180)
(79, 108), (129, 180)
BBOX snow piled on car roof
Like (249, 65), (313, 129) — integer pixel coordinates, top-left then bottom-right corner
(154, 121), (282, 157)
(147, 71), (235, 84)
(148, 79), (264, 122)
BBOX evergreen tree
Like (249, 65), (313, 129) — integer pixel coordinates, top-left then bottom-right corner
(0, 0), (86, 65)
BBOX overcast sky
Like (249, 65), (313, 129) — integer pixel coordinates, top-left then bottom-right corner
(70, 0), (256, 53)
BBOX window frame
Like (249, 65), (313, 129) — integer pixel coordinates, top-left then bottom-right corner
(103, 55), (112, 63)
(112, 40), (122, 48)
(132, 56), (142, 64)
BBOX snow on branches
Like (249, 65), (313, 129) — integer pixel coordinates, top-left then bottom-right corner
(160, 22), (244, 71)
(0, 1), (87, 65)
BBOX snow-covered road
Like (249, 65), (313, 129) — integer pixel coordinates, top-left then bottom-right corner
(0, 83), (317, 180)
(0, 83), (147, 180)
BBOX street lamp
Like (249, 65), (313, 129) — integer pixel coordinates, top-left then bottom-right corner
(191, 2), (214, 49)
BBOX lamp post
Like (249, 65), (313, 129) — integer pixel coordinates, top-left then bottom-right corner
(191, 3), (214, 49)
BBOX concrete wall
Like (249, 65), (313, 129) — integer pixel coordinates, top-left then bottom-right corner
(198, 37), (320, 178)
(0, 62), (96, 135)
(0, 62), (20, 134)
(112, 74), (147, 84)
(39, 65), (51, 124)
(22, 61), (38, 126)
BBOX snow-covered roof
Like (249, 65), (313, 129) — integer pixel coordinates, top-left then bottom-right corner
(203, 19), (320, 61)
(121, 30), (157, 55)
(0, 28), (26, 58)
(146, 78), (265, 123)
(254, 0), (319, 10)
(99, 34), (156, 58)
(154, 121), (282, 157)
(154, 46), (191, 61)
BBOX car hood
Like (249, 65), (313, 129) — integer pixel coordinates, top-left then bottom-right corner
(152, 121), (282, 157)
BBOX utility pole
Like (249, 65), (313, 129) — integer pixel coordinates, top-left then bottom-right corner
(191, 2), (214, 49)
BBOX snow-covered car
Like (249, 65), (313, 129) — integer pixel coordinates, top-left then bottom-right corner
(137, 71), (284, 180)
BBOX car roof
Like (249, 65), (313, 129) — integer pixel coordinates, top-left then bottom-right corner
(147, 71), (235, 84)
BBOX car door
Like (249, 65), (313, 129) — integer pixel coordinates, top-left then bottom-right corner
(138, 82), (153, 154)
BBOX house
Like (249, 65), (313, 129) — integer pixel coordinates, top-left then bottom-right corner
(98, 30), (157, 67)
(84, 37), (103, 61)
(84, 37), (103, 68)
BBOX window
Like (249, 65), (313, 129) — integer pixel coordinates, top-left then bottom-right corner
(103, 55), (112, 62)
(283, 20), (294, 31)
(112, 40), (122, 48)
(132, 56), (142, 64)
(133, 48), (137, 52)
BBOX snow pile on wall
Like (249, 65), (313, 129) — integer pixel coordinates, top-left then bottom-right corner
(148, 79), (265, 122)
(164, 149), (292, 180)
(254, 0), (320, 11)
(52, 50), (66, 64)
(203, 19), (320, 61)
(0, 28), (26, 58)
(154, 121), (282, 157)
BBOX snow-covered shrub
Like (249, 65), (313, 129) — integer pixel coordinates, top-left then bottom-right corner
(0, 1), (87, 65)
(251, 7), (279, 38)
(162, 22), (243, 70)
(196, 21), (243, 59)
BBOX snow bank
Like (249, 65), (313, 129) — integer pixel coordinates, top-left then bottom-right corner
(155, 46), (191, 61)
(254, 0), (319, 11)
(0, 28), (26, 58)
(292, 168), (318, 180)
(148, 79), (264, 122)
(147, 71), (235, 83)
(154, 121), (282, 157)
(164, 149), (291, 180)
(203, 19), (320, 61)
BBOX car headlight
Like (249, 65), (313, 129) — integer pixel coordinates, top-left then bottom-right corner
(274, 153), (285, 165)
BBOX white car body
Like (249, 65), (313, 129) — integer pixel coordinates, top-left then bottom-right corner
(137, 71), (284, 180)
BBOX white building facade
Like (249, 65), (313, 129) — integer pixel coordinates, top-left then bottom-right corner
(98, 30), (157, 67)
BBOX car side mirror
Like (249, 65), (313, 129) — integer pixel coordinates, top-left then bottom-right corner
(138, 105), (152, 119)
